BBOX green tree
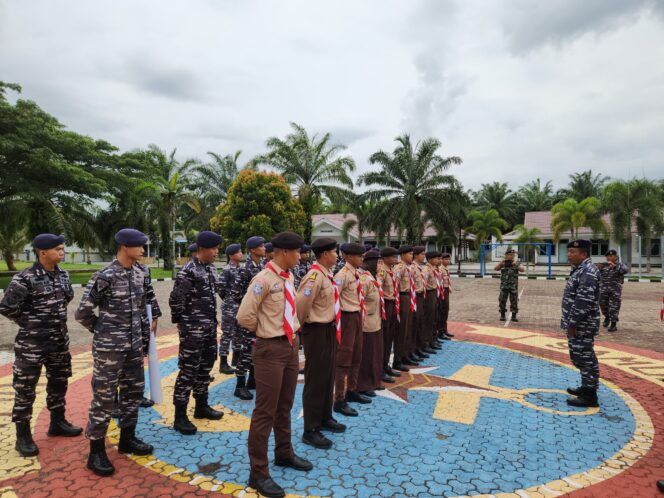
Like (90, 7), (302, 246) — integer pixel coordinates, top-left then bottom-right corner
(513, 224), (542, 273)
(473, 182), (518, 228)
(550, 197), (607, 241)
(360, 134), (462, 243)
(516, 179), (554, 216)
(0, 199), (29, 271)
(556, 170), (608, 203)
(467, 209), (508, 251)
(251, 123), (355, 242)
(211, 171), (307, 246)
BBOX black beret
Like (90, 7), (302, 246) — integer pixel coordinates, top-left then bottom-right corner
(363, 249), (380, 260)
(441, 252), (452, 259)
(380, 247), (399, 257)
(311, 238), (337, 253)
(246, 236), (265, 250)
(33, 233), (65, 250)
(225, 243), (242, 256)
(341, 242), (366, 255)
(271, 231), (304, 250)
(425, 250), (439, 259)
(339, 242), (350, 253)
(364, 244), (373, 252)
(197, 230), (223, 248)
(115, 228), (148, 247)
(413, 245), (426, 255)
(187, 243), (198, 253)
(300, 244), (311, 253)
(398, 245), (413, 254)
(567, 239), (591, 251)
(605, 249), (617, 257)
(264, 242), (274, 252)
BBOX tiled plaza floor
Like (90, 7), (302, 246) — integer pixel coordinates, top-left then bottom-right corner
(0, 322), (662, 497)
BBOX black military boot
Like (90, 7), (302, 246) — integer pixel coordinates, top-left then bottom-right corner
(111, 391), (121, 419)
(567, 388), (599, 408)
(566, 386), (583, 396)
(47, 408), (83, 437)
(194, 398), (224, 420)
(118, 426), (154, 455)
(602, 317), (610, 328)
(15, 421), (39, 457)
(87, 438), (115, 476)
(173, 404), (197, 435)
(608, 322), (617, 332)
(231, 353), (238, 367)
(500, 312), (506, 321)
(246, 368), (256, 390)
(511, 313), (519, 322)
(234, 375), (253, 400)
(333, 400), (358, 417)
(139, 397), (155, 408)
(219, 355), (235, 374)
(302, 429), (332, 449)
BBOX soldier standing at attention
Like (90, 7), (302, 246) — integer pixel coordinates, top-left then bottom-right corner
(231, 236), (266, 400)
(495, 249), (524, 322)
(378, 247), (400, 382)
(332, 242), (368, 416)
(332, 243), (347, 275)
(188, 243), (198, 260)
(293, 244), (312, 290)
(76, 229), (155, 476)
(262, 242), (274, 266)
(0, 234), (82, 458)
(561, 240), (601, 408)
(393, 245), (416, 371)
(411, 246), (428, 361)
(237, 232), (313, 498)
(295, 237), (346, 450)
(436, 253), (454, 340)
(597, 249), (628, 332)
(169, 231), (225, 436)
(218, 243), (243, 374)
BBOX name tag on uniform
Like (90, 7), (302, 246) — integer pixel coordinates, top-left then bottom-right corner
(269, 283), (282, 294)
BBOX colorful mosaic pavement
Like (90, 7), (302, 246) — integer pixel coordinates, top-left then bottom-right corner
(0, 323), (662, 498)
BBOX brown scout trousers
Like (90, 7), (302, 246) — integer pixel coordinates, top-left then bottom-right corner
(382, 299), (398, 368)
(357, 329), (384, 392)
(394, 294), (413, 362)
(248, 336), (299, 479)
(420, 291), (437, 347)
(301, 321), (337, 431)
(335, 311), (363, 400)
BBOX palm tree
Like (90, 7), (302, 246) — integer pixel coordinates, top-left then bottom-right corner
(556, 170), (608, 203)
(517, 179), (554, 212)
(359, 134), (461, 243)
(513, 224), (542, 274)
(467, 209), (508, 249)
(251, 122), (355, 242)
(473, 182), (518, 227)
(0, 198), (29, 271)
(550, 197), (607, 241)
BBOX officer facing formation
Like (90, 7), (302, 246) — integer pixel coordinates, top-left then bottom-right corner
(596, 249), (628, 332)
(494, 249), (524, 322)
(0, 234), (82, 458)
(218, 243), (243, 374)
(561, 239), (601, 408)
(75, 229), (155, 476)
(169, 230), (225, 436)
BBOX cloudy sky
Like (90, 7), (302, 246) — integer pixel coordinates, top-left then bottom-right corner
(2, 0), (663, 190)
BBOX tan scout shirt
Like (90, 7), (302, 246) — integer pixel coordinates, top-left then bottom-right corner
(236, 262), (300, 338)
(360, 271), (381, 333)
(425, 263), (438, 290)
(295, 265), (335, 325)
(439, 264), (451, 288)
(377, 262), (396, 300)
(413, 263), (425, 293)
(394, 262), (412, 293)
(334, 263), (361, 312)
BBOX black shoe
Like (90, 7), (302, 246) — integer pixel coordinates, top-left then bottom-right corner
(321, 417), (346, 432)
(209, 375), (215, 382)
(423, 347), (437, 354)
(346, 391), (372, 404)
(393, 362), (410, 372)
(602, 317), (610, 328)
(444, 331), (454, 338)
(511, 314), (519, 322)
(359, 390), (377, 397)
(333, 400), (358, 417)
(403, 358), (418, 366)
(500, 313), (506, 321)
(87, 438), (115, 477)
(657, 480), (664, 493)
(382, 373), (395, 383)
(194, 399), (224, 420)
(386, 366), (402, 377)
(566, 386), (583, 396)
(47, 408), (83, 437)
(298, 368), (305, 375)
(231, 354), (238, 367)
(248, 476), (285, 498)
(608, 322), (617, 332)
(375, 386), (385, 390)
(139, 397), (155, 408)
(118, 426), (154, 455)
(15, 421), (39, 457)
(247, 371), (256, 390)
(302, 429), (332, 449)
(430, 344), (443, 351)
(441, 335), (452, 341)
(234, 376), (253, 400)
(274, 454), (313, 471)
(220, 355), (236, 374)
(173, 405), (197, 435)
(567, 388), (599, 408)
(416, 349), (430, 358)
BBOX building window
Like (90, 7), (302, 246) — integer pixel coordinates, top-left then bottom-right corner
(537, 240), (556, 256)
(591, 240), (609, 256)
(641, 238), (661, 257)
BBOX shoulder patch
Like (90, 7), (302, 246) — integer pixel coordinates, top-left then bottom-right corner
(303, 287), (313, 297)
(308, 272), (318, 281)
(252, 280), (265, 295)
(335, 278), (343, 286)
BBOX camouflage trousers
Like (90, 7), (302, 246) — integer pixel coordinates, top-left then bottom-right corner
(12, 338), (72, 422)
(568, 334), (600, 390)
(599, 287), (622, 322)
(86, 347), (144, 440)
(219, 308), (240, 357)
(498, 288), (518, 314)
(234, 325), (256, 378)
(173, 326), (217, 406)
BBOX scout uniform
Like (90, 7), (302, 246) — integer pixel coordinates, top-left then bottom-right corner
(393, 245), (416, 370)
(597, 249), (628, 332)
(237, 232), (312, 498)
(411, 246), (427, 358)
(218, 243), (242, 374)
(422, 251), (440, 353)
(377, 247), (400, 379)
(436, 253), (453, 340)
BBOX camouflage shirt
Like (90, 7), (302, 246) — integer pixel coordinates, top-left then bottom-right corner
(218, 261), (241, 313)
(0, 262), (74, 341)
(499, 262), (519, 290)
(332, 257), (346, 276)
(75, 260), (152, 352)
(597, 261), (628, 290)
(560, 257), (601, 335)
(169, 257), (220, 330)
(138, 262), (162, 332)
(230, 258), (264, 305)
(293, 260), (312, 290)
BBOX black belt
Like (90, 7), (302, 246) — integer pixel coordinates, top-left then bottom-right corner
(399, 292), (410, 296)
(342, 310), (360, 314)
(260, 335), (290, 341)
(416, 292), (424, 296)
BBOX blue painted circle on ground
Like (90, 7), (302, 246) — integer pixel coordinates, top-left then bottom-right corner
(140, 341), (635, 497)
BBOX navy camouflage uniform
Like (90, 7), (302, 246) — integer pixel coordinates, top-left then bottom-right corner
(75, 260), (152, 439)
(561, 257), (601, 390)
(218, 261), (241, 358)
(598, 261), (628, 322)
(0, 263), (74, 422)
(169, 257), (221, 407)
(293, 260), (312, 290)
(498, 263), (519, 314)
(230, 258), (263, 378)
(139, 262), (162, 354)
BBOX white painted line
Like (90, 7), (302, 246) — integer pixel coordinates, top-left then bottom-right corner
(297, 408), (303, 419)
(375, 388), (407, 404)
